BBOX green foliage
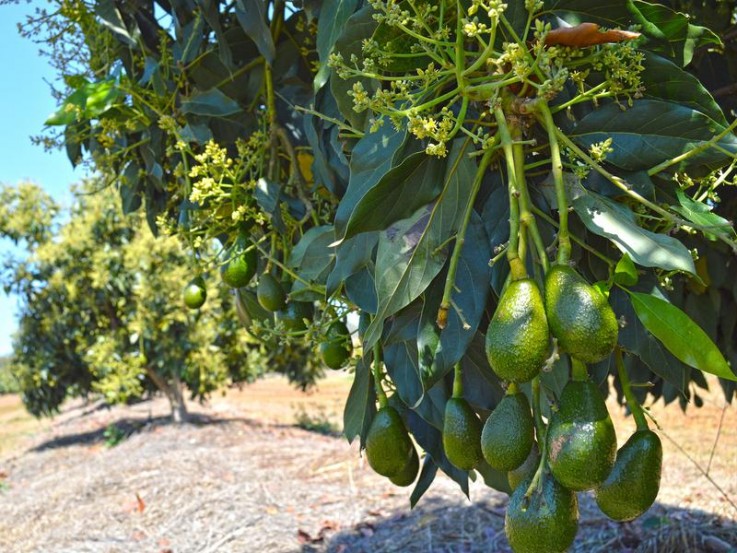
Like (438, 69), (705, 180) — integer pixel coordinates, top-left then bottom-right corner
(0, 356), (19, 394)
(20, 0), (737, 538)
(103, 423), (128, 448)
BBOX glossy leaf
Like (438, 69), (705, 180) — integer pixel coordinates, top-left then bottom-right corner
(234, 0), (276, 64)
(361, 139), (477, 350)
(614, 253), (638, 286)
(673, 188), (735, 240)
(335, 125), (406, 238)
(573, 190), (696, 275)
(316, 0), (361, 89)
(410, 457), (438, 508)
(572, 99), (737, 173)
(384, 340), (424, 409)
(629, 291), (736, 381)
(180, 89), (243, 117)
(342, 152), (447, 240)
(343, 354), (376, 445)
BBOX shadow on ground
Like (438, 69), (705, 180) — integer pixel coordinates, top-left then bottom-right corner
(302, 493), (737, 553)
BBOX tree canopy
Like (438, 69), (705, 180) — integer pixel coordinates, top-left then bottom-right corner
(10, 0), (737, 526)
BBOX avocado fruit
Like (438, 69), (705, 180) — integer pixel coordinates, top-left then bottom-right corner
(365, 406), (414, 477)
(547, 380), (617, 491)
(595, 429), (662, 521)
(443, 397), (483, 470)
(485, 278), (550, 383)
(256, 273), (286, 311)
(277, 301), (314, 331)
(221, 241), (258, 288)
(183, 276), (207, 309)
(505, 473), (579, 553)
(544, 265), (618, 363)
(389, 446), (420, 487)
(481, 392), (535, 471)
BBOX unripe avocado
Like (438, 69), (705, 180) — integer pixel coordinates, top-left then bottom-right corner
(544, 265), (618, 363)
(505, 473), (579, 553)
(277, 301), (314, 331)
(389, 446), (420, 487)
(256, 273), (286, 311)
(443, 398), (483, 470)
(485, 279), (550, 383)
(595, 429), (662, 521)
(183, 276), (207, 309)
(508, 442), (540, 491)
(365, 406), (414, 477)
(547, 380), (617, 491)
(221, 241), (258, 288)
(481, 392), (535, 471)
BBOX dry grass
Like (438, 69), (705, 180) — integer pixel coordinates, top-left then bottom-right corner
(0, 374), (735, 553)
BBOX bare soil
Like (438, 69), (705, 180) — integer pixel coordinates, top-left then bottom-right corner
(0, 374), (735, 553)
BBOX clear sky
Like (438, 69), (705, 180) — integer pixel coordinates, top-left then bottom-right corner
(0, 2), (85, 355)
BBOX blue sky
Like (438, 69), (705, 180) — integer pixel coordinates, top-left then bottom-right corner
(0, 2), (85, 355)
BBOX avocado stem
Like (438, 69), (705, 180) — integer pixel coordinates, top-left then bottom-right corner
(525, 376), (548, 499)
(511, 126), (550, 274)
(452, 363), (464, 398)
(615, 346), (649, 431)
(535, 102), (571, 265)
(571, 357), (588, 382)
(437, 144), (496, 329)
(507, 382), (519, 395)
(372, 341), (388, 409)
(494, 107), (527, 280)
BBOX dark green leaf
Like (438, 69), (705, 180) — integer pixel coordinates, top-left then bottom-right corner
(234, 0), (276, 64)
(94, 0), (136, 46)
(326, 232), (379, 296)
(342, 152), (447, 239)
(361, 139), (477, 350)
(573, 190), (696, 275)
(288, 225), (335, 282)
(410, 456), (438, 508)
(571, 99), (737, 173)
(335, 125), (406, 238)
(384, 340), (424, 408)
(316, 0), (360, 83)
(629, 291), (735, 381)
(181, 89), (243, 117)
(475, 460), (512, 494)
(641, 52), (727, 126)
(343, 354), (376, 445)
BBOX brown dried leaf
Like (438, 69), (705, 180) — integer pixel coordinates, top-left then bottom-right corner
(545, 23), (640, 48)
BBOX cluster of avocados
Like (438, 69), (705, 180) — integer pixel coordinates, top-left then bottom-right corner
(181, 236), (353, 370)
(363, 262), (662, 553)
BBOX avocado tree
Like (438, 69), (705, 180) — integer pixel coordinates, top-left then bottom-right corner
(16, 0), (737, 550)
(1, 181), (323, 421)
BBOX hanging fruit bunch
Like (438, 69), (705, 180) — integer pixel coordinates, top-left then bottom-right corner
(321, 1), (737, 551)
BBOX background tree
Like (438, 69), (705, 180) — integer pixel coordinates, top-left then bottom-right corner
(1, 180), (322, 421)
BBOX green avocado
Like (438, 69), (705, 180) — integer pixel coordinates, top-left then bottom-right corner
(547, 380), (617, 491)
(595, 429), (662, 521)
(544, 265), (618, 363)
(505, 473), (579, 553)
(485, 278), (550, 383)
(276, 301), (314, 331)
(221, 241), (258, 288)
(365, 406), (414, 477)
(443, 398), (483, 471)
(183, 276), (207, 309)
(256, 273), (286, 311)
(508, 442), (540, 491)
(389, 446), (420, 487)
(481, 392), (535, 471)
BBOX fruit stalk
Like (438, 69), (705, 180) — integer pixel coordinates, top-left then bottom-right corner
(614, 347), (649, 431)
(494, 107), (527, 281)
(452, 363), (463, 399)
(372, 341), (388, 409)
(536, 101), (572, 264)
(525, 376), (548, 499)
(571, 357), (588, 382)
(437, 144), (496, 328)
(511, 124), (549, 274)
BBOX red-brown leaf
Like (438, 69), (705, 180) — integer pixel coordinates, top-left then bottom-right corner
(545, 23), (640, 47)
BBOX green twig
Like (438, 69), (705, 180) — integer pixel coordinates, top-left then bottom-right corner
(453, 363), (463, 398)
(373, 341), (388, 408)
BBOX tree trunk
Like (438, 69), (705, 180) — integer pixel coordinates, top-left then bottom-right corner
(144, 366), (189, 424)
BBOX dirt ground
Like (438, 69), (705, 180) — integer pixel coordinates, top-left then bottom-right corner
(0, 373), (736, 553)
